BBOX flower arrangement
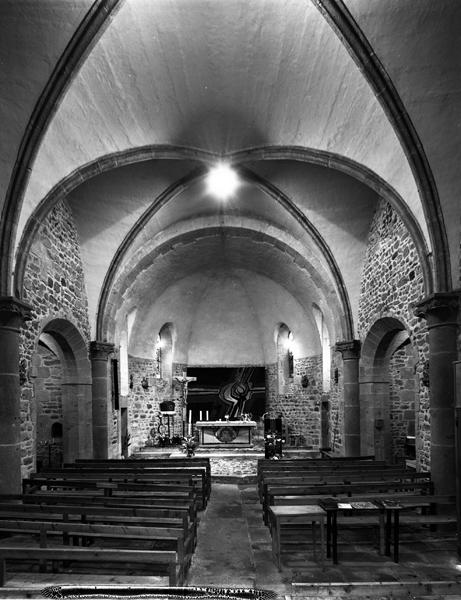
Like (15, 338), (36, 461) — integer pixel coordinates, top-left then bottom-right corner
(181, 434), (198, 457)
(264, 431), (285, 459)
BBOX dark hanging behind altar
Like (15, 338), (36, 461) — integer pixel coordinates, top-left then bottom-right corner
(186, 367), (266, 422)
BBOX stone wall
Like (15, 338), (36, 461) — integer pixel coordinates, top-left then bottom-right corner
(389, 343), (416, 462)
(20, 199), (91, 474)
(127, 356), (187, 451)
(357, 199), (429, 469)
(33, 343), (63, 469)
(328, 350), (344, 454)
(265, 355), (323, 451)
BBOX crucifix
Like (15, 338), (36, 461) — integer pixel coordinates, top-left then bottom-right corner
(174, 371), (197, 436)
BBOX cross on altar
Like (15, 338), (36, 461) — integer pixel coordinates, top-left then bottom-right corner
(174, 371), (197, 436)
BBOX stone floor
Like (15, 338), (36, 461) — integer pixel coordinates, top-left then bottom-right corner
(186, 481), (461, 599)
(2, 454), (461, 599)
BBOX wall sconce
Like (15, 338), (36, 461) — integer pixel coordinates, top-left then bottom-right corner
(129, 374), (133, 390)
(301, 374), (309, 388)
(141, 377), (149, 390)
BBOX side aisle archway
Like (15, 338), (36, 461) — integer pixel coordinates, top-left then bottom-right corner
(31, 318), (92, 464)
(360, 316), (418, 464)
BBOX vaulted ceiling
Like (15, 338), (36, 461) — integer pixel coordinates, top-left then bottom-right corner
(1, 0), (459, 360)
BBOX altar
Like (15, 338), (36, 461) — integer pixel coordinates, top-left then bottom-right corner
(195, 420), (257, 448)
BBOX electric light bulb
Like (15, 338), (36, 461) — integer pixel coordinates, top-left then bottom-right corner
(206, 162), (239, 200)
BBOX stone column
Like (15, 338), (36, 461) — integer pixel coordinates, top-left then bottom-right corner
(0, 297), (32, 493)
(414, 292), (459, 496)
(90, 341), (114, 459)
(454, 360), (461, 557)
(336, 340), (361, 456)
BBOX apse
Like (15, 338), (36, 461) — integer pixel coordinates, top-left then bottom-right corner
(186, 366), (266, 422)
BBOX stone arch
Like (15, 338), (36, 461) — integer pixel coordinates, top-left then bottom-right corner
(360, 315), (418, 464)
(275, 323), (293, 394)
(14, 143), (436, 319)
(32, 317), (92, 464)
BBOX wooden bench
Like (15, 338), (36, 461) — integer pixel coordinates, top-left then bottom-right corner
(257, 459), (398, 498)
(22, 483), (197, 520)
(258, 469), (429, 502)
(73, 458), (212, 501)
(0, 546), (180, 586)
(0, 499), (198, 549)
(33, 468), (207, 509)
(0, 518), (192, 583)
(262, 479), (433, 525)
(64, 463), (210, 504)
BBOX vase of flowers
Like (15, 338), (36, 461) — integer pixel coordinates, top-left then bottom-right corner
(181, 434), (198, 457)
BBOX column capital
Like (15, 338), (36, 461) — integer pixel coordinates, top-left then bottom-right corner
(90, 340), (115, 360)
(335, 339), (361, 359)
(0, 296), (33, 328)
(413, 291), (459, 326)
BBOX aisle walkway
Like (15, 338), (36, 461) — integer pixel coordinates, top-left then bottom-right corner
(186, 483), (291, 595)
(187, 481), (461, 600)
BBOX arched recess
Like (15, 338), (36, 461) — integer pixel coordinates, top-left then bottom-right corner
(156, 323), (174, 384)
(276, 323), (294, 394)
(360, 316), (418, 464)
(31, 317), (92, 464)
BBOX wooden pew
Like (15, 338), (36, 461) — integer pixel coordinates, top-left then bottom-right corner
(258, 468), (429, 502)
(67, 461), (211, 502)
(262, 479), (433, 525)
(0, 546), (180, 586)
(33, 467), (207, 509)
(0, 518), (192, 583)
(0, 498), (197, 549)
(22, 478), (200, 517)
(74, 458), (211, 499)
(257, 459), (393, 497)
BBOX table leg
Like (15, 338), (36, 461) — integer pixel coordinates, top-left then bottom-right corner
(319, 516), (325, 564)
(272, 517), (281, 570)
(385, 509), (392, 556)
(393, 509), (399, 563)
(312, 520), (317, 559)
(378, 510), (385, 554)
(332, 510), (338, 564)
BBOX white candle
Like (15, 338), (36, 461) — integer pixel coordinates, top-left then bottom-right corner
(206, 411), (209, 420)
(188, 410), (192, 423)
(188, 422), (192, 436)
(199, 411), (203, 421)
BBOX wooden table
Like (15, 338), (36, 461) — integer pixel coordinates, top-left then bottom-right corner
(319, 498), (384, 564)
(378, 496), (456, 563)
(268, 505), (326, 569)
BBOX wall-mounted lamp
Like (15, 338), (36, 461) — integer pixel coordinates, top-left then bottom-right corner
(334, 368), (339, 385)
(141, 377), (149, 390)
(301, 374), (309, 388)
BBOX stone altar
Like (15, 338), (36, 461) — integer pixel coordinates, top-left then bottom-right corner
(195, 420), (257, 448)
